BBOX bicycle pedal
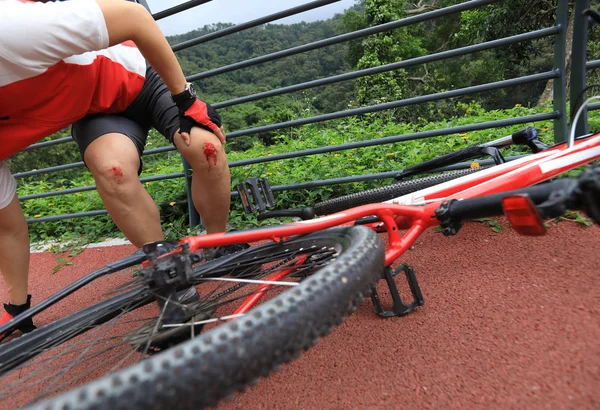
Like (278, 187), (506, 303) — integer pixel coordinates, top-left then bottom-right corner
(370, 264), (424, 318)
(236, 177), (275, 214)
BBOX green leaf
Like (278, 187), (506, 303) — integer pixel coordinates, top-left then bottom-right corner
(473, 218), (491, 222)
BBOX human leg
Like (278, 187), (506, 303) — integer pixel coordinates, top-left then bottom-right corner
(82, 132), (164, 248)
(0, 161), (35, 334)
(0, 162), (29, 306)
(142, 67), (231, 234)
(173, 128), (230, 234)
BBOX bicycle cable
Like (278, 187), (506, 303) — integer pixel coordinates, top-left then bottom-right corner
(568, 94), (600, 148)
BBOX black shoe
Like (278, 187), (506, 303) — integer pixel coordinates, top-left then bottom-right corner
(205, 243), (251, 261)
(0, 295), (36, 341)
(204, 243), (255, 277)
(175, 286), (201, 304)
(133, 241), (180, 258)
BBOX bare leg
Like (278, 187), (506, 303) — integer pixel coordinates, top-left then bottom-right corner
(84, 133), (164, 248)
(173, 127), (230, 234)
(0, 195), (30, 305)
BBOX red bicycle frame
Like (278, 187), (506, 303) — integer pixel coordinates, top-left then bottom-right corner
(180, 133), (600, 311)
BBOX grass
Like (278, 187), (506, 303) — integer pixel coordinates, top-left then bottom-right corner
(17, 101), (599, 247)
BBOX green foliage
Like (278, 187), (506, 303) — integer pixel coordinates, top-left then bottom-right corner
(11, 1), (600, 248)
(169, 19), (354, 135)
(342, 0), (428, 113)
(21, 101), (586, 245)
(449, 0), (559, 108)
(551, 210), (594, 226)
(473, 217), (503, 234)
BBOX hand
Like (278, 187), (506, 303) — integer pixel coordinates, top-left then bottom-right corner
(176, 98), (226, 145)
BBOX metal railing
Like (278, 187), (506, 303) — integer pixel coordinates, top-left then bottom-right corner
(16, 0), (582, 230)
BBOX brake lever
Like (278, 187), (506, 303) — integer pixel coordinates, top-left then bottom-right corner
(583, 8), (600, 24)
(257, 207), (316, 221)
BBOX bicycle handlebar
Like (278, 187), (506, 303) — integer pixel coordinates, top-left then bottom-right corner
(393, 127), (545, 181)
(435, 166), (600, 235)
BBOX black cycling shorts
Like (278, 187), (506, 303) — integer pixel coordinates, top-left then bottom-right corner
(72, 66), (207, 172)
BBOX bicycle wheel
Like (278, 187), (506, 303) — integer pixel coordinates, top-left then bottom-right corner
(1, 226), (384, 409)
(314, 167), (486, 216)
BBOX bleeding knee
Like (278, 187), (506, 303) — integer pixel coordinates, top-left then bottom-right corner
(96, 164), (137, 195)
(188, 140), (226, 174)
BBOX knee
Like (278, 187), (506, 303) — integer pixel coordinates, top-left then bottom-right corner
(0, 198), (27, 236)
(176, 128), (227, 174)
(92, 161), (140, 197)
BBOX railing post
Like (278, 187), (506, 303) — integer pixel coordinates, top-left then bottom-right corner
(552, 0), (570, 143)
(570, 0), (591, 138)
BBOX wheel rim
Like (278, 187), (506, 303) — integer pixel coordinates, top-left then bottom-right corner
(0, 235), (344, 407)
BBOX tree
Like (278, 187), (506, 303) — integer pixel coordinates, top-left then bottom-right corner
(343, 0), (427, 109)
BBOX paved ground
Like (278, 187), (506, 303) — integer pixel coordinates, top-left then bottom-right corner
(10, 219), (600, 409)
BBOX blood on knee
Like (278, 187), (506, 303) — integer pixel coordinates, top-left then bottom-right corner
(203, 142), (218, 166)
(109, 166), (124, 184)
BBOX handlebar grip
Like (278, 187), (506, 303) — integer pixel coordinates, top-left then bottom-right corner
(438, 179), (575, 222)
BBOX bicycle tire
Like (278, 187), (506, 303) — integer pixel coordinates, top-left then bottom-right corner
(314, 167), (486, 216)
(15, 226), (384, 410)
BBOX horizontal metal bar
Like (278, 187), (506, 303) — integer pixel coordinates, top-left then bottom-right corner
(14, 145), (179, 179)
(13, 162), (84, 179)
(187, 0), (498, 81)
(586, 59), (600, 70)
(172, 0), (341, 52)
(227, 112), (558, 168)
(88, 72), (555, 160)
(16, 109), (555, 183)
(19, 172), (185, 201)
(19, 185), (96, 201)
(27, 209), (109, 224)
(225, 70), (559, 139)
(234, 155), (528, 195)
(142, 145), (178, 156)
(215, 26), (559, 109)
(23, 136), (74, 152)
(588, 102), (600, 111)
(152, 0), (213, 21)
(26, 200), (187, 225)
(16, 113), (554, 200)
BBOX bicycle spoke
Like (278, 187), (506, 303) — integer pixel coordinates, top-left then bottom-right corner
(197, 277), (300, 286)
(3, 241), (343, 407)
(161, 313), (245, 328)
(141, 295), (172, 357)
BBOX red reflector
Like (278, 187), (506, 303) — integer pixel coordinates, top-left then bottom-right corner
(502, 194), (547, 236)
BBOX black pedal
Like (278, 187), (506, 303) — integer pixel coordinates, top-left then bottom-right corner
(370, 264), (424, 317)
(236, 177), (275, 214)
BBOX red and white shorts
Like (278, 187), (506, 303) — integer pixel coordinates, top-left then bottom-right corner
(0, 162), (16, 210)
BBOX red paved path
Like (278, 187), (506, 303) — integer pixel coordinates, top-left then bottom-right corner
(14, 220), (600, 409)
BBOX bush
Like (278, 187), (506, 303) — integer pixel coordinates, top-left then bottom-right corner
(19, 102), (591, 245)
